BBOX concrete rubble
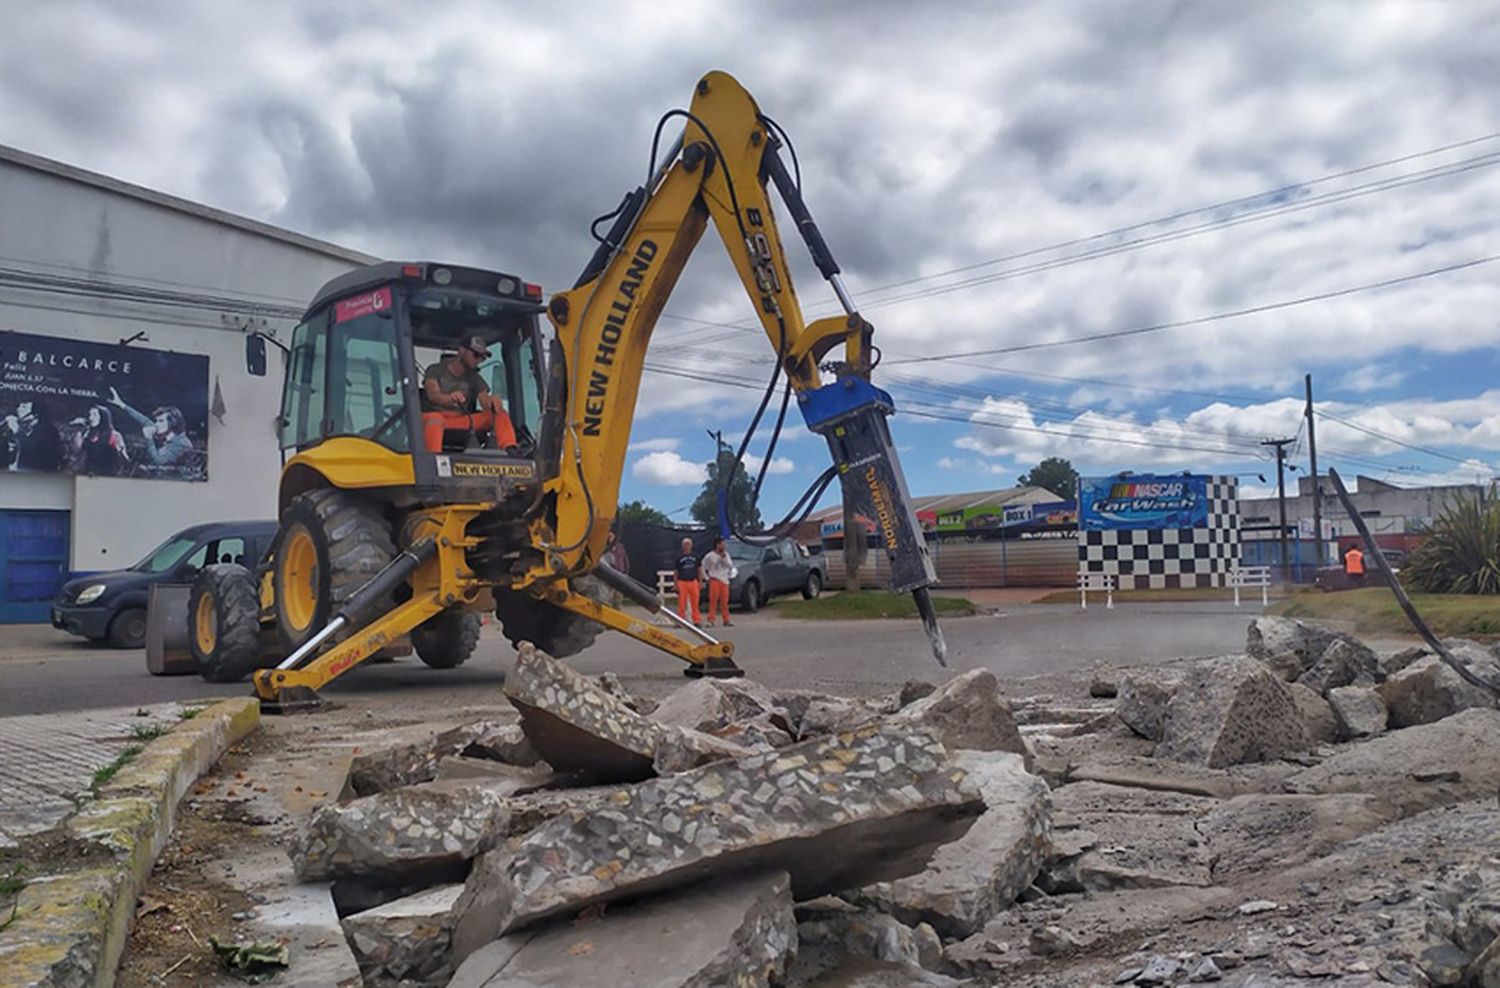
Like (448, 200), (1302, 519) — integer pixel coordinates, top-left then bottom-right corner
(260, 618), (1500, 988)
(1155, 656), (1308, 767)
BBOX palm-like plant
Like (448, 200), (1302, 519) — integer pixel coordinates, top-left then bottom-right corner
(1401, 492), (1500, 594)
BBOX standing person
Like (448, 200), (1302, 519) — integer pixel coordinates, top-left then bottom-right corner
(702, 537), (737, 628)
(107, 388), (193, 469)
(1343, 544), (1365, 588)
(4, 401), (63, 472)
(674, 537), (702, 625)
(604, 530), (631, 576)
(419, 336), (517, 452)
(72, 405), (128, 476)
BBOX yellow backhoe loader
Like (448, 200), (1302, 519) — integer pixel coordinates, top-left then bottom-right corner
(190, 71), (946, 711)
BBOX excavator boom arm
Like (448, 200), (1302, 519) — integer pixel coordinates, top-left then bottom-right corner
(530, 70), (945, 663)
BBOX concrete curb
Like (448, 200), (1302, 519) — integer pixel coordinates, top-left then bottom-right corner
(0, 697), (260, 988)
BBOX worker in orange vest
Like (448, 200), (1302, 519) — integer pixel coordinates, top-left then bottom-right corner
(1343, 545), (1365, 588)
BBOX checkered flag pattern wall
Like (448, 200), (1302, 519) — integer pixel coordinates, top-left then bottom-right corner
(1077, 477), (1240, 589)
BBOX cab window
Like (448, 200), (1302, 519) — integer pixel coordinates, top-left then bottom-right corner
(281, 319), (327, 449)
(327, 309), (407, 451)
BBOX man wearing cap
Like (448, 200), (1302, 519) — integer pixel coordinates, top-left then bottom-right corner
(420, 335), (518, 453)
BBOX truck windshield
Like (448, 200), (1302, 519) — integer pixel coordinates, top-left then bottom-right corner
(131, 535), (198, 573)
(727, 543), (762, 562)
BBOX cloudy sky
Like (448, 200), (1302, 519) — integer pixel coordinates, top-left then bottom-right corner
(7, 1), (1500, 518)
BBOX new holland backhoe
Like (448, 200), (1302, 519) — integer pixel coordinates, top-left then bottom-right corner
(190, 70), (945, 711)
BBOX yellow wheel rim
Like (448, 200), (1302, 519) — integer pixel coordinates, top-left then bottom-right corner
(280, 526), (319, 633)
(194, 592), (216, 655)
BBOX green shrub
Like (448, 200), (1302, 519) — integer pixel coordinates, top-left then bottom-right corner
(1401, 492), (1500, 594)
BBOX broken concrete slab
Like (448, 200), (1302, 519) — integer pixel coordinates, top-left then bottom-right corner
(889, 668), (1032, 767)
(347, 720), (505, 796)
(1445, 638), (1500, 691)
(797, 696), (882, 738)
(1246, 616), (1344, 680)
(1197, 794), (1394, 881)
(503, 643), (745, 783)
(1328, 685), (1388, 739)
(1042, 782), (1216, 891)
(447, 871), (796, 988)
(1115, 667), (1190, 741)
(799, 958), (968, 987)
(1380, 655), (1497, 728)
(449, 723), (984, 953)
(1287, 682), (1339, 745)
(1296, 638), (1382, 697)
(795, 900), (929, 969)
(844, 750), (1051, 938)
(651, 678), (788, 734)
(292, 772), (547, 881)
(1382, 646), (1429, 678)
(1156, 657), (1308, 768)
(1285, 707), (1500, 816)
(341, 883), (462, 988)
(464, 722), (543, 767)
(435, 756), (554, 784)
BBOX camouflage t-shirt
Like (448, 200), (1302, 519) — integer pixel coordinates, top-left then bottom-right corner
(422, 360), (490, 412)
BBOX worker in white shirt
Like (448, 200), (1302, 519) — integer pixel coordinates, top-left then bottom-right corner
(702, 536), (738, 628)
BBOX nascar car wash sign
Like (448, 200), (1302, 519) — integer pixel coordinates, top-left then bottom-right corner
(1080, 475), (1209, 530)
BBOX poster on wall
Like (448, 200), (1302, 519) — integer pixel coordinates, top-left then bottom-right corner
(0, 330), (209, 481)
(1080, 475), (1208, 530)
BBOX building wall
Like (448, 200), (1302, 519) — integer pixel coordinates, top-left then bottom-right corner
(0, 150), (374, 574)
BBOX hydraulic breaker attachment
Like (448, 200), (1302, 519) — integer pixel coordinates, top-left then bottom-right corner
(800, 377), (948, 666)
(545, 565), (744, 677)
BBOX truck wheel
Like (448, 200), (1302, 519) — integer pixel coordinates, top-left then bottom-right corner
(801, 571), (823, 600)
(740, 579), (761, 613)
(107, 607), (148, 649)
(273, 489), (395, 654)
(413, 610), (481, 669)
(495, 575), (618, 659)
(190, 564), (263, 683)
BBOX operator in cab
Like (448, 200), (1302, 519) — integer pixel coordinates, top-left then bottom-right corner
(420, 335), (518, 453)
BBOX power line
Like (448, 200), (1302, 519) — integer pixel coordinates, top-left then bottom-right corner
(1316, 409), (1473, 464)
(653, 132), (1500, 342)
(886, 252), (1500, 365)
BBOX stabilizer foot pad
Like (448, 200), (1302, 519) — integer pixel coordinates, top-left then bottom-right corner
(259, 685), (329, 715)
(684, 656), (746, 679)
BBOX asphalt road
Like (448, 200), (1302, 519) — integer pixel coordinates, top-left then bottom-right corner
(0, 600), (1266, 717)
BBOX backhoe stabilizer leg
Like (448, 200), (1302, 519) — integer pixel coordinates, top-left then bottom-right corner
(542, 586), (740, 673)
(252, 591), (450, 710)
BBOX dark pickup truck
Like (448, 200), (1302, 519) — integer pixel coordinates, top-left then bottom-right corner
(723, 538), (824, 612)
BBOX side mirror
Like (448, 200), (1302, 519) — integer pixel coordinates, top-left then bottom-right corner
(246, 334), (268, 377)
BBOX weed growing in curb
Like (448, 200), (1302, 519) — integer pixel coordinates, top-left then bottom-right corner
(130, 723), (169, 741)
(0, 865), (24, 932)
(177, 707), (200, 720)
(91, 745), (143, 794)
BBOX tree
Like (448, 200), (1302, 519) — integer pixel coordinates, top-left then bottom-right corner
(1018, 456), (1079, 500)
(690, 440), (765, 533)
(618, 499), (671, 526)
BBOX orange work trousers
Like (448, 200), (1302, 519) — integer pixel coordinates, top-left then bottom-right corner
(676, 578), (701, 623)
(421, 409), (517, 453)
(707, 578), (731, 625)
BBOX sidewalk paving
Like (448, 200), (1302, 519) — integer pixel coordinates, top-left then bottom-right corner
(0, 701), (189, 847)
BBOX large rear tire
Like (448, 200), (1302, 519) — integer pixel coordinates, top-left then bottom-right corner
(494, 575), (617, 659)
(272, 489), (395, 655)
(190, 564), (262, 683)
(412, 610), (481, 669)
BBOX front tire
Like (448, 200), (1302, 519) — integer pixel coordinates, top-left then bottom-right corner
(413, 610), (481, 669)
(740, 579), (761, 613)
(801, 571), (823, 600)
(272, 490), (395, 654)
(190, 564), (262, 683)
(107, 607), (147, 649)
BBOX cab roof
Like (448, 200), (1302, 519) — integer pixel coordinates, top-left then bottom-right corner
(303, 261), (546, 321)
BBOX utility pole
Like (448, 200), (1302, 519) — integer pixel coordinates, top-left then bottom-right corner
(1262, 437), (1296, 580)
(1304, 374), (1322, 567)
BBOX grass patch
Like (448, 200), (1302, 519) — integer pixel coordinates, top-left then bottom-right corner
(90, 745), (144, 794)
(775, 590), (976, 620)
(129, 723), (169, 741)
(0, 865), (22, 933)
(177, 707), (200, 720)
(1270, 587), (1500, 640)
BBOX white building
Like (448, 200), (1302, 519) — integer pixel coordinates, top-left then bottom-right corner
(0, 144), (376, 622)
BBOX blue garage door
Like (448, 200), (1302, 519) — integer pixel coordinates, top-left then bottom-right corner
(0, 510), (70, 624)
